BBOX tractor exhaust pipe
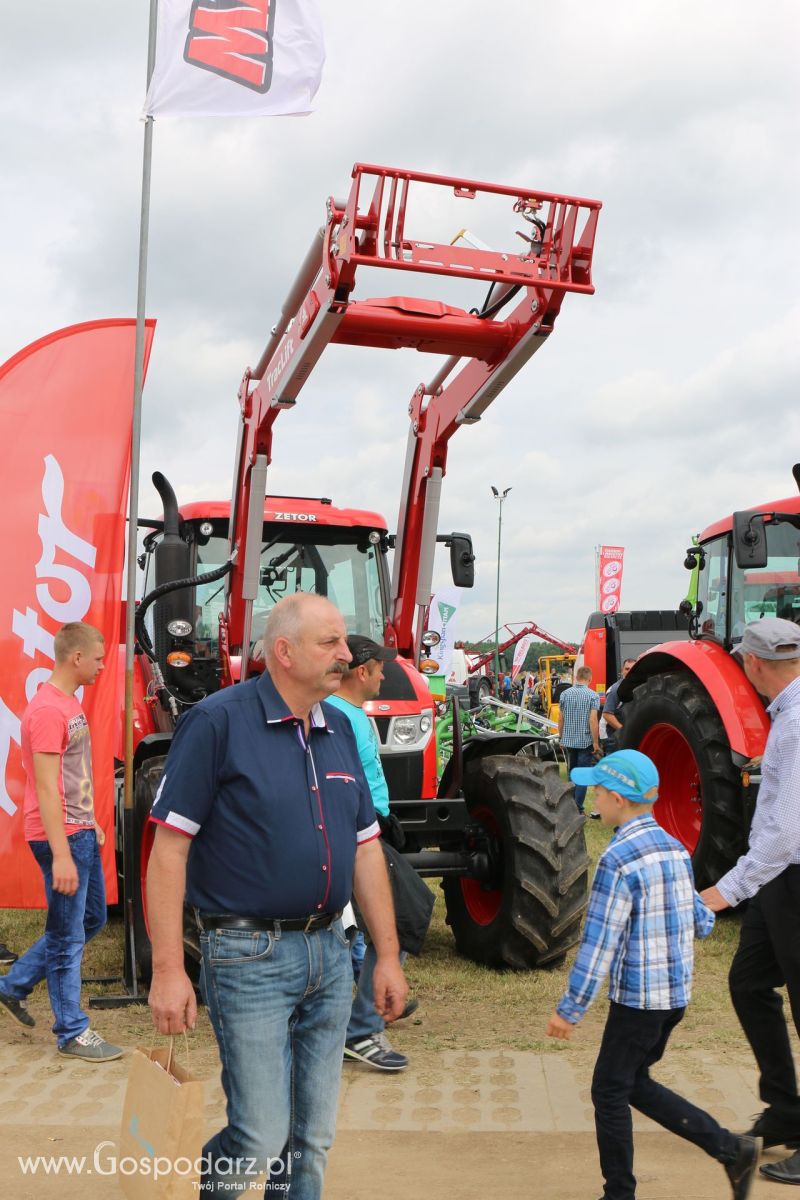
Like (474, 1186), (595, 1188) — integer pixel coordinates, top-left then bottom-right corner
(151, 473), (192, 665)
(152, 471), (181, 538)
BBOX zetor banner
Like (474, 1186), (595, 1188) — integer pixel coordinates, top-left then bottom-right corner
(0, 319), (155, 908)
(598, 545), (625, 615)
(144, 0), (325, 118)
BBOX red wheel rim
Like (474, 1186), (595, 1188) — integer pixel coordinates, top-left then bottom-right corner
(460, 804), (503, 925)
(639, 723), (702, 854)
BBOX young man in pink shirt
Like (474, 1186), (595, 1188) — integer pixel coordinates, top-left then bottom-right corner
(0, 622), (121, 1061)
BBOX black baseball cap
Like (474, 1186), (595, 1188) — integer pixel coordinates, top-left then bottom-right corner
(347, 635), (397, 668)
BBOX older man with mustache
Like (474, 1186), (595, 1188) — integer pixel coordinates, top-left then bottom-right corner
(146, 593), (407, 1199)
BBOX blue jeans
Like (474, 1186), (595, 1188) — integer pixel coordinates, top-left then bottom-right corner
(199, 919), (353, 1198)
(566, 746), (594, 811)
(0, 828), (106, 1045)
(347, 943), (407, 1041)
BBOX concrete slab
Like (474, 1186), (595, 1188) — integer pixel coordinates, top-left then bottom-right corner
(0, 1025), (781, 1198)
(0, 1022), (765, 1133)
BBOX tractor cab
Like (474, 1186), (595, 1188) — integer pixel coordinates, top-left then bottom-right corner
(688, 497), (800, 648)
(137, 496), (392, 708)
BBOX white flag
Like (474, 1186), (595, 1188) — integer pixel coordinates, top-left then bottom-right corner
(511, 634), (534, 681)
(144, 0), (325, 118)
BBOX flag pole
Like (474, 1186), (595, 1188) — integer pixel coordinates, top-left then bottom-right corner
(92, 0), (159, 1008)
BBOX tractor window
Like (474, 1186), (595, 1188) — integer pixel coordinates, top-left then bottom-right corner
(696, 536), (729, 640)
(730, 521), (800, 640)
(193, 527), (386, 652)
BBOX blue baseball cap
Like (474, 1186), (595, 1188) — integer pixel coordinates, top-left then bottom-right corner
(571, 749), (659, 803)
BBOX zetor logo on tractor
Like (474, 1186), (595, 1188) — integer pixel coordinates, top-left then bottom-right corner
(619, 464), (800, 888)
(125, 164), (601, 981)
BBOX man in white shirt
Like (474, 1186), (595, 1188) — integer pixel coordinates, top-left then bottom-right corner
(700, 617), (800, 1181)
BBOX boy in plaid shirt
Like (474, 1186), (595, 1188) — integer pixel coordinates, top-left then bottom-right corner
(546, 749), (760, 1200)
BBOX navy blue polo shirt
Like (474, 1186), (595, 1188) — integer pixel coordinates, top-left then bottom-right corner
(149, 671), (380, 917)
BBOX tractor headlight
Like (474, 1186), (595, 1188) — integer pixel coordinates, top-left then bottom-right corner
(389, 713), (434, 746)
(167, 619), (193, 638)
(392, 718), (418, 745)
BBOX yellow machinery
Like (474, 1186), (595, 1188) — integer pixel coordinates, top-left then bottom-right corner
(535, 654), (577, 724)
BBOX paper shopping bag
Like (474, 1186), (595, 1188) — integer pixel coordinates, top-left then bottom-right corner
(119, 1041), (206, 1200)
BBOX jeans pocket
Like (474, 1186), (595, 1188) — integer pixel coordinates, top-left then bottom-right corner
(330, 919), (350, 949)
(66, 828), (98, 867)
(205, 928), (275, 965)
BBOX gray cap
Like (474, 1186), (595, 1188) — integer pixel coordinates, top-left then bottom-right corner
(736, 617), (800, 661)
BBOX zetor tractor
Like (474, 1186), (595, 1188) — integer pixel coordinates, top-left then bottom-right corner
(619, 467), (800, 888)
(126, 164), (601, 975)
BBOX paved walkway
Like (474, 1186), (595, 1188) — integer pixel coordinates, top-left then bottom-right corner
(0, 1024), (787, 1198)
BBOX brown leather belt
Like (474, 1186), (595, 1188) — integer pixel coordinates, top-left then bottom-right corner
(197, 911), (342, 934)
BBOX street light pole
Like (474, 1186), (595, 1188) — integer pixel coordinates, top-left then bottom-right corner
(491, 486), (512, 684)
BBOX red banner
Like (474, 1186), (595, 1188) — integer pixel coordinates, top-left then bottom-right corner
(0, 319), (155, 907)
(598, 545), (625, 615)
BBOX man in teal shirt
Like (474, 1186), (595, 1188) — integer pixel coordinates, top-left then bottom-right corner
(326, 635), (411, 1071)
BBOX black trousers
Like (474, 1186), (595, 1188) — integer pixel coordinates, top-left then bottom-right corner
(729, 865), (800, 1122)
(591, 1001), (736, 1200)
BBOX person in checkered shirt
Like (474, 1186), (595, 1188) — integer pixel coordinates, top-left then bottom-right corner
(557, 665), (601, 812)
(546, 749), (761, 1200)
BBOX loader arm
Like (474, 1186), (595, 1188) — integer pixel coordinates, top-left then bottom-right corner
(468, 622), (577, 673)
(224, 163), (600, 664)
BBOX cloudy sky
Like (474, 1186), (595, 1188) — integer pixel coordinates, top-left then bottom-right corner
(1, 1), (798, 643)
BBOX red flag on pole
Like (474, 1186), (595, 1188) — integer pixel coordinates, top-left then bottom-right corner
(597, 545), (625, 615)
(0, 319), (155, 907)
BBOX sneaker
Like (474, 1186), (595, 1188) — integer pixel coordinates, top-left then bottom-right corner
(344, 1031), (408, 1071)
(589, 811), (602, 820)
(0, 990), (35, 1028)
(745, 1108), (800, 1149)
(724, 1135), (762, 1200)
(0, 942), (18, 966)
(397, 998), (419, 1021)
(57, 1028), (123, 1062)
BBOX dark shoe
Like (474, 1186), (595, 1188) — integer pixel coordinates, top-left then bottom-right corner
(57, 1028), (123, 1062)
(344, 1032), (408, 1071)
(0, 943), (17, 966)
(396, 998), (419, 1021)
(745, 1109), (800, 1149)
(724, 1135), (762, 1199)
(0, 990), (35, 1027)
(760, 1149), (800, 1185)
(589, 811), (601, 820)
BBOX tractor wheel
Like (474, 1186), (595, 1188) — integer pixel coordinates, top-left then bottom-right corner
(130, 756), (166, 984)
(620, 670), (746, 888)
(442, 755), (589, 969)
(477, 678), (492, 705)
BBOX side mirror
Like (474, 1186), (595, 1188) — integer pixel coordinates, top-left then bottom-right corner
(449, 532), (475, 588)
(733, 511), (768, 569)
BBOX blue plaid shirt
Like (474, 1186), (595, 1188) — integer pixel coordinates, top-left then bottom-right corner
(559, 683), (600, 748)
(556, 814), (714, 1022)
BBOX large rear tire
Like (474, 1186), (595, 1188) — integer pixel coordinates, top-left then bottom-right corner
(620, 670), (746, 888)
(442, 755), (589, 969)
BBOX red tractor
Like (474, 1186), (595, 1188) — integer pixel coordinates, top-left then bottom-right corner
(619, 468), (800, 887)
(122, 164), (601, 976)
